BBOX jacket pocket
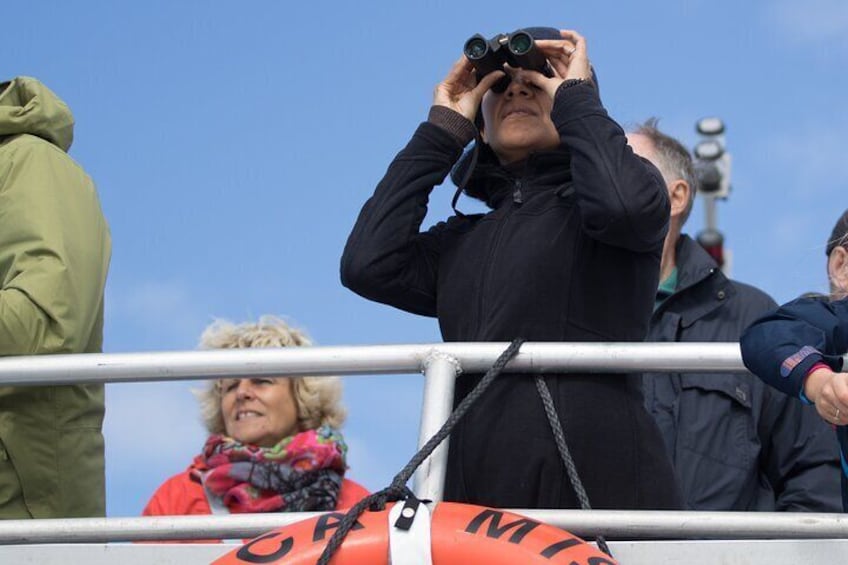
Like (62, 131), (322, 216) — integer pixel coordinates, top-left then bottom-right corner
(676, 375), (756, 470)
(0, 437), (31, 518)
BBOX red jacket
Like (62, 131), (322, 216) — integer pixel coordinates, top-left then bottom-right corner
(143, 466), (369, 516)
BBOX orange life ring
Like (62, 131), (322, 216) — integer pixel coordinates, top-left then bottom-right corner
(212, 502), (617, 564)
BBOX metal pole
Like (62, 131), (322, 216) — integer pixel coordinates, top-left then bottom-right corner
(0, 510), (846, 544)
(0, 342), (748, 387)
(413, 351), (461, 501)
(704, 196), (718, 232)
(526, 509), (848, 540)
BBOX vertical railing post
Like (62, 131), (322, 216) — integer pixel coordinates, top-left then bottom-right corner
(412, 351), (461, 501)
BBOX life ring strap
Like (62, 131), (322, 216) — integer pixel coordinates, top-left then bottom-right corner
(388, 499), (432, 564)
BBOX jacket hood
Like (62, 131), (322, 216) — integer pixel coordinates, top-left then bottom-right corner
(452, 144), (573, 208)
(0, 77), (74, 151)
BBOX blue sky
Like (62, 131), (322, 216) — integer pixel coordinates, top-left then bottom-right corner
(5, 1), (847, 516)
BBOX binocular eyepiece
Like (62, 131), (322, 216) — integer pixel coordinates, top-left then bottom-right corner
(464, 29), (554, 92)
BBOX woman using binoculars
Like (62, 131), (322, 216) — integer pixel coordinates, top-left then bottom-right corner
(341, 28), (682, 510)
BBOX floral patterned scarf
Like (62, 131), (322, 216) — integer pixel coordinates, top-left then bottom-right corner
(192, 425), (347, 513)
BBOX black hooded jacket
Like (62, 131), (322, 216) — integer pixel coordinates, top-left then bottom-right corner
(341, 81), (682, 509)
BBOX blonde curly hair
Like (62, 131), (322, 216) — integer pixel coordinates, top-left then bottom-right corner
(194, 315), (346, 436)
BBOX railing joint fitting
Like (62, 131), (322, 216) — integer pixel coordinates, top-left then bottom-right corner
(421, 350), (463, 376)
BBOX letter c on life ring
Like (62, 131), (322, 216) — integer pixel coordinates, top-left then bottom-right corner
(212, 502), (618, 564)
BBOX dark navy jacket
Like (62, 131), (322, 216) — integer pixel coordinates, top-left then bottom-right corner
(342, 82), (683, 510)
(644, 236), (841, 511)
(741, 296), (848, 511)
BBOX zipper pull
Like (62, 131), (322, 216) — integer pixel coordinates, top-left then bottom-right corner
(512, 180), (523, 204)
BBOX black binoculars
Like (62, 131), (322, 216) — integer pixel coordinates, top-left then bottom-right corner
(464, 29), (554, 92)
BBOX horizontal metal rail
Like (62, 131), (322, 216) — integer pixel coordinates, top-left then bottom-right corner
(0, 342), (746, 386)
(3, 539), (848, 565)
(1, 342), (843, 547)
(0, 510), (846, 544)
(2, 540), (848, 565)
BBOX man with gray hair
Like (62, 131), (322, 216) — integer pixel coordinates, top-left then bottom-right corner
(628, 120), (841, 511)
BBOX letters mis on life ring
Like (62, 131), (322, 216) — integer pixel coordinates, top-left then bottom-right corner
(212, 502), (618, 565)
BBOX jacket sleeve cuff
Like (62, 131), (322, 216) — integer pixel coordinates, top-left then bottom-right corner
(800, 362), (834, 404)
(401, 121), (468, 164)
(549, 79), (604, 130)
(428, 106), (477, 146)
(785, 347), (826, 398)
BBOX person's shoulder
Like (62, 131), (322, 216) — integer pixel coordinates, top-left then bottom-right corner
(158, 467), (198, 488)
(142, 467), (207, 517)
(337, 478), (370, 509)
(781, 294), (848, 321)
(427, 212), (485, 236)
(446, 212), (486, 227)
(0, 133), (85, 181)
(685, 276), (776, 329)
(1, 132), (65, 156)
(726, 279), (776, 308)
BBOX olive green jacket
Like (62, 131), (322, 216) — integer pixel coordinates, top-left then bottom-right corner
(0, 77), (111, 518)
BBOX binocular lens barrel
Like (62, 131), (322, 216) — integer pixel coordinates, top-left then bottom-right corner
(507, 32), (533, 55)
(464, 29), (554, 85)
(464, 36), (490, 60)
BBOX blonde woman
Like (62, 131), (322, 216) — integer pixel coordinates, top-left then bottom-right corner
(143, 316), (368, 516)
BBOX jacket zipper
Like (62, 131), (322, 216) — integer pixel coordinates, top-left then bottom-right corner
(476, 179), (522, 338)
(512, 179), (523, 204)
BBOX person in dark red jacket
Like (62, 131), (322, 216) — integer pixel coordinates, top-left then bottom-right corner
(341, 28), (681, 510)
(143, 316), (368, 517)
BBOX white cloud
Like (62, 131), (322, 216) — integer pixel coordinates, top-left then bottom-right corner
(105, 382), (206, 467)
(343, 435), (390, 492)
(105, 279), (210, 350)
(344, 432), (422, 494)
(104, 381), (207, 515)
(767, 0), (848, 44)
(122, 280), (203, 333)
(340, 376), (423, 493)
(102, 281), (213, 512)
(762, 121), (848, 193)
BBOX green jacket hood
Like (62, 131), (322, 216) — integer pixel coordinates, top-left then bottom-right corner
(0, 76), (74, 151)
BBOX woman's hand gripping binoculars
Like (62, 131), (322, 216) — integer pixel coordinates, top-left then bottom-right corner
(433, 28), (591, 123)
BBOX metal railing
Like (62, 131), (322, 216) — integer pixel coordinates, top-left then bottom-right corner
(0, 342), (846, 547)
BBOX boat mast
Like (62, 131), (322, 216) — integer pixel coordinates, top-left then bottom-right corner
(693, 117), (732, 276)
